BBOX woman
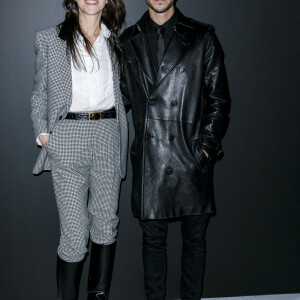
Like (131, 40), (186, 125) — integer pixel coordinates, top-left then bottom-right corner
(30, 0), (127, 299)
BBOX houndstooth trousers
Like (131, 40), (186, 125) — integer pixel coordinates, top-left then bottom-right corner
(46, 117), (121, 263)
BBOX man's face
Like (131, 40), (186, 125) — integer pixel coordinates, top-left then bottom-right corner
(146, 0), (175, 14)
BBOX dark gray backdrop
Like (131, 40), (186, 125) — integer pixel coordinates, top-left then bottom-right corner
(0, 0), (299, 299)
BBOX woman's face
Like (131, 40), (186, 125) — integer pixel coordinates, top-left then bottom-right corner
(76, 0), (108, 16)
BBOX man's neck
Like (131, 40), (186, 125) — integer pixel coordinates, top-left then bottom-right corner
(149, 6), (175, 26)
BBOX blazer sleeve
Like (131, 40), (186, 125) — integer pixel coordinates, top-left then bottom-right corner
(30, 31), (48, 141)
(199, 28), (231, 159)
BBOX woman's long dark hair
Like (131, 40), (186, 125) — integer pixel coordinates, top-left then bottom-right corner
(59, 0), (126, 70)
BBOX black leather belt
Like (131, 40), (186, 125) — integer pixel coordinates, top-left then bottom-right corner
(66, 107), (116, 121)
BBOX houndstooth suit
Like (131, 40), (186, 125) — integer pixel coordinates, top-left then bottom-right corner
(30, 26), (128, 178)
(30, 26), (128, 262)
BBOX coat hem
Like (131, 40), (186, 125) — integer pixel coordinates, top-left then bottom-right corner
(133, 210), (216, 221)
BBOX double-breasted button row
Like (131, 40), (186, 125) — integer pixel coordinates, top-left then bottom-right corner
(148, 97), (179, 107)
(146, 133), (175, 141)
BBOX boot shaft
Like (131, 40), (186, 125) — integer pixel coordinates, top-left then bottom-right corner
(87, 242), (116, 299)
(57, 256), (85, 300)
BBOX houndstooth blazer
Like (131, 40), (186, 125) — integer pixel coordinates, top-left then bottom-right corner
(30, 26), (128, 177)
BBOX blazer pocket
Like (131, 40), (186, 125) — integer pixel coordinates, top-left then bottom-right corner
(45, 131), (54, 150)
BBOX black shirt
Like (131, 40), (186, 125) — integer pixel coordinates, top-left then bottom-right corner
(145, 11), (177, 71)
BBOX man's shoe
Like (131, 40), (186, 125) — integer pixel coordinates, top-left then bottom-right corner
(87, 292), (107, 300)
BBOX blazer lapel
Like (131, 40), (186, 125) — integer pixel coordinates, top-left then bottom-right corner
(107, 42), (121, 110)
(56, 29), (72, 108)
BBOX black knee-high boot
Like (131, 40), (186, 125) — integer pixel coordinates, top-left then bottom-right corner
(87, 242), (116, 300)
(57, 255), (85, 300)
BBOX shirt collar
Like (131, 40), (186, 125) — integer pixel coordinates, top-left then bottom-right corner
(77, 22), (111, 43)
(147, 10), (177, 32)
(100, 23), (111, 38)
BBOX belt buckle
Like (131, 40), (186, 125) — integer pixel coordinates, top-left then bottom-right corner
(88, 111), (101, 122)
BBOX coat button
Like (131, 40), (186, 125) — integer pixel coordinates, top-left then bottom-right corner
(59, 115), (63, 120)
(169, 135), (175, 141)
(171, 100), (178, 106)
(148, 97), (157, 105)
(166, 168), (173, 175)
(146, 133), (154, 140)
(179, 65), (185, 73)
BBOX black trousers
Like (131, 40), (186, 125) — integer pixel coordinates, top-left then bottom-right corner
(139, 214), (210, 300)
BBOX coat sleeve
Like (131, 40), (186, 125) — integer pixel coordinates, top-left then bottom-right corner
(30, 31), (48, 141)
(120, 67), (131, 113)
(199, 28), (231, 159)
(120, 32), (132, 113)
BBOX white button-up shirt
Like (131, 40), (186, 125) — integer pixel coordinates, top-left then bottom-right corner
(69, 23), (115, 112)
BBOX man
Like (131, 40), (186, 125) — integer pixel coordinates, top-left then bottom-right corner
(121, 0), (230, 299)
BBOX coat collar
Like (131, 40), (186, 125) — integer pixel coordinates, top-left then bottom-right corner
(57, 23), (66, 41)
(135, 7), (194, 34)
(129, 8), (193, 96)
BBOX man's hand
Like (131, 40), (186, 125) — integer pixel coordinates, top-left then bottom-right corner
(39, 134), (50, 148)
(202, 149), (209, 158)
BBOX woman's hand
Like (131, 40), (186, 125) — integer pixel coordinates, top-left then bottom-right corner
(39, 134), (50, 148)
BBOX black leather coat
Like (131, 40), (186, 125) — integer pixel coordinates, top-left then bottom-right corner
(121, 9), (231, 220)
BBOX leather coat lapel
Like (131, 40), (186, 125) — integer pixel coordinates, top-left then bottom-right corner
(129, 32), (156, 89)
(151, 24), (190, 94)
(128, 12), (157, 97)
